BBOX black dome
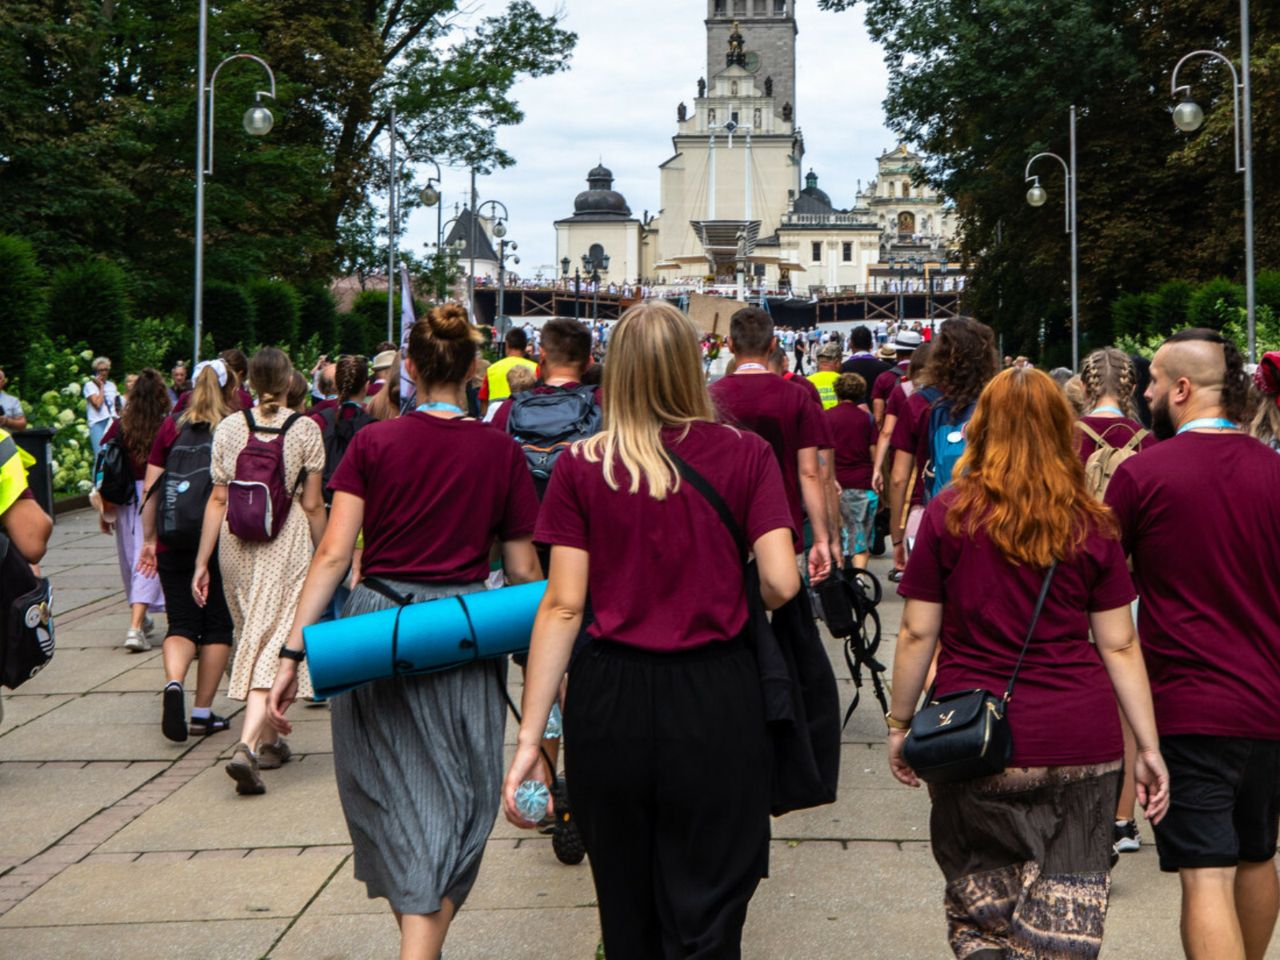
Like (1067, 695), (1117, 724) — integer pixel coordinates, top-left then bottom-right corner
(800, 169), (832, 209)
(573, 164), (632, 217)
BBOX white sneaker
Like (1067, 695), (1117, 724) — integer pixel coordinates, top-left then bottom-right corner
(123, 628), (151, 652)
(142, 616), (156, 637)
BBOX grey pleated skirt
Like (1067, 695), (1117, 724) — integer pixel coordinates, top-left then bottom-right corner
(330, 577), (506, 916)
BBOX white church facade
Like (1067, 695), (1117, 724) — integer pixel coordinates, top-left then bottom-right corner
(554, 1), (961, 296)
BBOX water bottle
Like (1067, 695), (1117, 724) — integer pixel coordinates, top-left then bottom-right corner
(543, 703), (563, 740)
(514, 780), (550, 823)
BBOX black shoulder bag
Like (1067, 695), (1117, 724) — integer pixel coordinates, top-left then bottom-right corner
(901, 562), (1057, 785)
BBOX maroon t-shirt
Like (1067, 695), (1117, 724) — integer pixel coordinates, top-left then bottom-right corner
(826, 402), (878, 490)
(309, 397), (338, 417)
(709, 372), (829, 550)
(330, 412), (539, 582)
(871, 363), (908, 405)
(889, 390), (932, 507)
(1105, 433), (1280, 740)
(535, 421), (794, 651)
(101, 419), (148, 479)
(885, 381), (914, 423)
(900, 491), (1136, 766)
(308, 400), (365, 429)
(367, 380), (385, 397)
(1075, 415), (1154, 464)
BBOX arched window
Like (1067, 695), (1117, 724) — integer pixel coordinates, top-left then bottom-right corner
(902, 182), (910, 198)
(753, 108), (761, 129)
(888, 181), (895, 198)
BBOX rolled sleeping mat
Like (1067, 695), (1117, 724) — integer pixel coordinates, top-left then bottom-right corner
(304, 580), (548, 698)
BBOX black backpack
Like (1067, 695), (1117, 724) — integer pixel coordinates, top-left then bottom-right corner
(0, 530), (54, 690)
(507, 385), (603, 496)
(156, 422), (215, 551)
(319, 402), (375, 505)
(94, 433), (136, 506)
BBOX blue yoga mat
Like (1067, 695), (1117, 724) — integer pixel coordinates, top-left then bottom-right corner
(304, 580), (547, 698)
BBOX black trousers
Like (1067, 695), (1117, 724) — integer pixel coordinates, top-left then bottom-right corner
(564, 639), (771, 960)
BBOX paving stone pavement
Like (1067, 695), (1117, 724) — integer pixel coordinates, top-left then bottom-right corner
(0, 509), (1263, 958)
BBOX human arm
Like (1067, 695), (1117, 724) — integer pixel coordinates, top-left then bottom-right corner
(886, 598), (943, 787)
(267, 491), (365, 732)
(300, 472), (326, 549)
(871, 414), (898, 495)
(501, 536), (543, 586)
(797, 446), (831, 584)
(84, 379), (106, 410)
(873, 397), (887, 430)
(502, 544), (587, 826)
(819, 449), (841, 557)
(755, 527), (802, 610)
(888, 448), (914, 571)
(1091, 605), (1169, 823)
(190, 484), (227, 607)
(0, 497), (53, 564)
(0, 408), (27, 432)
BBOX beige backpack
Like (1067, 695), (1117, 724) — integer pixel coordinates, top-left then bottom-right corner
(1077, 421), (1149, 500)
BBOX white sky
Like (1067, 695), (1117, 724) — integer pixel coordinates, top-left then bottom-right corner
(399, 0), (896, 278)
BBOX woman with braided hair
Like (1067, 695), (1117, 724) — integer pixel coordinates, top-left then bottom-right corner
(1076, 347), (1156, 468)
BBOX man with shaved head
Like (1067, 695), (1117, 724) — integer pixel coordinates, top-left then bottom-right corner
(1106, 328), (1280, 960)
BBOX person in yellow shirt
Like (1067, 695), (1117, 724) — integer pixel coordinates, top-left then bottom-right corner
(807, 342), (843, 410)
(481, 328), (539, 413)
(0, 428), (52, 564)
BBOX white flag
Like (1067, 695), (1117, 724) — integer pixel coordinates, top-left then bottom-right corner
(399, 264), (415, 403)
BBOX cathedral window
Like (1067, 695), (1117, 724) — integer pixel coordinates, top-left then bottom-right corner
(731, 81), (738, 96)
(811, 242), (822, 262)
(733, 0), (745, 13)
(754, 0), (767, 14)
(902, 182), (911, 198)
(842, 242), (853, 262)
(888, 181), (895, 198)
(753, 108), (761, 129)
(708, 108), (716, 125)
(774, 0), (786, 13)
(714, 0), (725, 13)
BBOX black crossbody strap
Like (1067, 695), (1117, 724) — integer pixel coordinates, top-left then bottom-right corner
(362, 577), (415, 675)
(1003, 561), (1058, 704)
(666, 450), (748, 562)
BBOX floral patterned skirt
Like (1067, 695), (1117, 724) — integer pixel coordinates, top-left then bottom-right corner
(928, 760), (1123, 960)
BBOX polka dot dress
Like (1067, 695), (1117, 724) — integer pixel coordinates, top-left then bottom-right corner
(211, 407), (325, 701)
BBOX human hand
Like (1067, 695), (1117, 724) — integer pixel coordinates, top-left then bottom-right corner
(888, 729), (920, 787)
(808, 539), (832, 585)
(1134, 747), (1170, 825)
(501, 741), (553, 828)
(136, 541), (157, 578)
(191, 566), (209, 607)
(893, 540), (907, 572)
(267, 658), (299, 735)
(871, 469), (884, 496)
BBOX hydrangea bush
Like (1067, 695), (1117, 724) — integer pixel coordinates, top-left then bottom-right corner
(19, 342), (95, 495)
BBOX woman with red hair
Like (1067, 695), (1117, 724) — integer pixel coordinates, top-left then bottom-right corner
(887, 366), (1170, 959)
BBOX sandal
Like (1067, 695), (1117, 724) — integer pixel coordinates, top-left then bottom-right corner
(188, 713), (231, 736)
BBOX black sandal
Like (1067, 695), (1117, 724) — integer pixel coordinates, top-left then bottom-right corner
(189, 713), (231, 736)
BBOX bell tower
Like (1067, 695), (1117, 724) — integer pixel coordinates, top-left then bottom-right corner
(705, 0), (797, 119)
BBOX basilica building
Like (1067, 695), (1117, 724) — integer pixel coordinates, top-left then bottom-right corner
(554, 1), (960, 295)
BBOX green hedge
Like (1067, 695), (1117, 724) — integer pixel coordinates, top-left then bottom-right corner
(0, 234), (47, 373)
(203, 280), (256, 350)
(47, 259), (132, 364)
(299, 282), (339, 351)
(246, 279), (302, 349)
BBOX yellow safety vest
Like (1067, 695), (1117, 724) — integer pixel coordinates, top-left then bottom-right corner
(0, 429), (34, 517)
(808, 371), (840, 410)
(486, 356), (539, 402)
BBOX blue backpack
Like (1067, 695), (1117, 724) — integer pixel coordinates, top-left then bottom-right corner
(920, 386), (976, 502)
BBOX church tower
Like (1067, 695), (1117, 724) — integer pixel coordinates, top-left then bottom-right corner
(706, 0), (797, 119)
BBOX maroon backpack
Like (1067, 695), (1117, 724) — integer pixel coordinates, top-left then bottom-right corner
(225, 410), (305, 542)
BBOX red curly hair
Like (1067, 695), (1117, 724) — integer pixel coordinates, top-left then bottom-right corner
(945, 367), (1116, 566)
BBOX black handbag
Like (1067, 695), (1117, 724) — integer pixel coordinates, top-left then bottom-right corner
(901, 562), (1057, 784)
(0, 530), (55, 690)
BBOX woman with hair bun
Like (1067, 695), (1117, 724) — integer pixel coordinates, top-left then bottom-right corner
(269, 305), (542, 959)
(194, 347), (328, 796)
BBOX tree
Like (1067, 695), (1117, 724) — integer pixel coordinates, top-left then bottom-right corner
(0, 234), (47, 373)
(817, 0), (1280, 356)
(47, 259), (133, 363)
(299, 282), (339, 350)
(0, 1), (576, 313)
(203, 281), (256, 350)
(246, 278), (302, 349)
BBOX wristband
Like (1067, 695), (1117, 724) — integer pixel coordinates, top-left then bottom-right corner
(279, 646), (305, 662)
(891, 539), (903, 547)
(885, 711), (912, 731)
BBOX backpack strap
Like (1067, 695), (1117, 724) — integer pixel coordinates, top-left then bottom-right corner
(1119, 428), (1149, 454)
(1074, 420), (1106, 445)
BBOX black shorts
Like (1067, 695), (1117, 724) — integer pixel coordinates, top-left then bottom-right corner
(1153, 734), (1280, 873)
(156, 551), (234, 646)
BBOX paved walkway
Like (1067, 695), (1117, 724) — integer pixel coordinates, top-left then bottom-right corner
(0, 510), (1232, 958)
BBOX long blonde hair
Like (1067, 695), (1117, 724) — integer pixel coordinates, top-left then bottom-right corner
(579, 300), (715, 499)
(180, 364), (234, 428)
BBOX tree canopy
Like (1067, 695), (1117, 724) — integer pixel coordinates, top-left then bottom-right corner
(819, 0), (1279, 360)
(0, 0), (575, 316)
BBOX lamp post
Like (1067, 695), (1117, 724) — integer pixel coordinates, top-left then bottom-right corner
(384, 111), (443, 340)
(472, 199), (509, 327)
(560, 257), (582, 320)
(496, 238), (519, 339)
(1024, 104), (1079, 370)
(193, 0), (276, 364)
(582, 250), (611, 320)
(1170, 8), (1256, 361)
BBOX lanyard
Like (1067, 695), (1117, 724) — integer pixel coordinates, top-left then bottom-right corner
(1177, 417), (1237, 435)
(1089, 405), (1125, 417)
(417, 401), (465, 416)
(736, 363), (768, 373)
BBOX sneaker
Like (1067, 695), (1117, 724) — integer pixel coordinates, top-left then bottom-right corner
(162, 685), (188, 742)
(226, 743), (266, 795)
(142, 615), (156, 637)
(188, 713), (231, 736)
(1113, 819), (1141, 854)
(257, 738), (293, 770)
(123, 628), (151, 653)
(551, 781), (585, 866)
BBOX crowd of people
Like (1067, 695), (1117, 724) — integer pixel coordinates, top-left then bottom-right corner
(2, 302), (1279, 960)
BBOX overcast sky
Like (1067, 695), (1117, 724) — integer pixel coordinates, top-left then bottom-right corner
(399, 0), (896, 278)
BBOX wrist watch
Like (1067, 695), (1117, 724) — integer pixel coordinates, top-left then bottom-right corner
(279, 646), (305, 662)
(885, 711), (911, 732)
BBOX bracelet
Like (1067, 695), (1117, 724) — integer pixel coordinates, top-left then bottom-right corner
(891, 539), (903, 547)
(884, 711), (912, 731)
(279, 646), (305, 662)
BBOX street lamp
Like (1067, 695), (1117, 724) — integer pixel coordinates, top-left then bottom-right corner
(192, 2), (277, 365)
(1024, 104), (1079, 370)
(475, 199), (510, 326)
(1170, 15), (1256, 361)
(496, 239), (519, 338)
(384, 112), (445, 342)
(561, 256), (582, 320)
(582, 250), (610, 320)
